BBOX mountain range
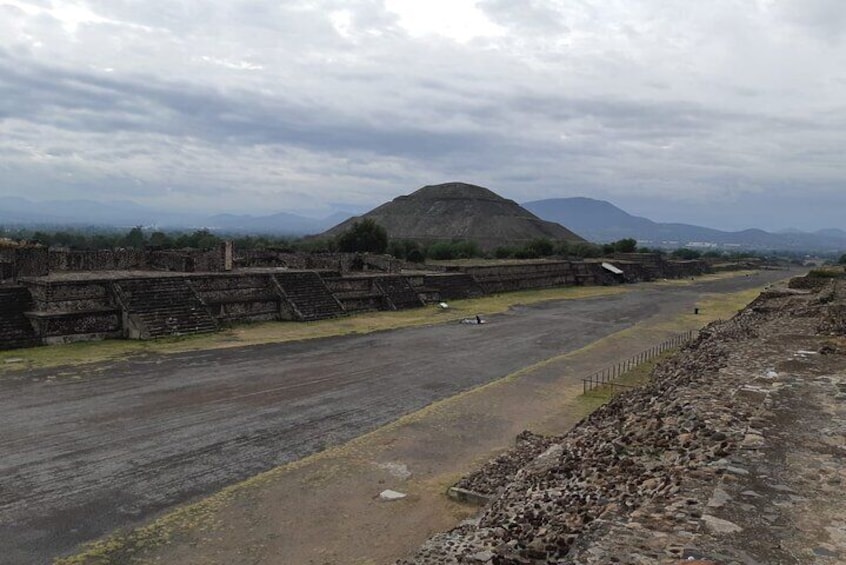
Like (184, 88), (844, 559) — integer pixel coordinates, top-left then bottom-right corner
(2, 194), (844, 253)
(523, 197), (846, 252)
(0, 196), (348, 235)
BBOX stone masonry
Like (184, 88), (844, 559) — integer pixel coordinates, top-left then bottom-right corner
(400, 275), (846, 564)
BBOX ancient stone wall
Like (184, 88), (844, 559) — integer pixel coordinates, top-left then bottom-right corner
(0, 286), (40, 349)
(323, 276), (384, 312)
(18, 248), (49, 277)
(1, 259), (746, 350)
(188, 274), (282, 322)
(665, 259), (708, 278)
(234, 251), (400, 273)
(22, 279), (122, 344)
(0, 248), (16, 283)
(49, 249), (148, 272)
(610, 253), (709, 279)
(415, 273), (485, 301)
(457, 261), (583, 294)
(149, 249), (226, 272)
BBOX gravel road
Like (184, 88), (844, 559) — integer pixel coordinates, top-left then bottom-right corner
(0, 271), (790, 563)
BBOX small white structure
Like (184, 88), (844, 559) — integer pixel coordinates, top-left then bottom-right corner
(601, 262), (624, 275)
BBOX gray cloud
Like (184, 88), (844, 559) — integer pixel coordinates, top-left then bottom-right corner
(0, 0), (844, 230)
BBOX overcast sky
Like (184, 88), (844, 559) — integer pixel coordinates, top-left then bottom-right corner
(1, 0), (844, 231)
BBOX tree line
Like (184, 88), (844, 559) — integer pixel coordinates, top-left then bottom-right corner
(2, 226), (300, 252)
(2, 220), (763, 262)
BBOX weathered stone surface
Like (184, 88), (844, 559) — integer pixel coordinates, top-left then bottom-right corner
(399, 276), (846, 565)
(702, 515), (742, 534)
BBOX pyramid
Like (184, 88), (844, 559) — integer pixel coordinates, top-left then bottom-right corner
(320, 182), (585, 250)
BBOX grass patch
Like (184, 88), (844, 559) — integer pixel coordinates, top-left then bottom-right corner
(1, 286), (625, 374)
(580, 350), (674, 406)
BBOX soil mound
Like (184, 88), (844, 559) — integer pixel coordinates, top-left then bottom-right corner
(320, 182), (585, 250)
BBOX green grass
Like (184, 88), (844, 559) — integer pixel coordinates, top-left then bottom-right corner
(580, 350), (673, 406)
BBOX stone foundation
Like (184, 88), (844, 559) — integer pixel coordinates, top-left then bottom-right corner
(0, 255), (737, 349)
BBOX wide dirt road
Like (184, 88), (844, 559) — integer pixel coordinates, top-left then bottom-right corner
(0, 272), (788, 563)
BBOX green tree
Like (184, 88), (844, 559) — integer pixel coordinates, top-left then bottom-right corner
(494, 246), (516, 259)
(426, 241), (456, 260)
(671, 248), (702, 260)
(149, 231), (174, 249)
(336, 219), (388, 253)
(613, 238), (637, 253)
(839, 253), (846, 265)
(570, 242), (602, 258)
(527, 238), (554, 257)
(122, 226), (145, 249)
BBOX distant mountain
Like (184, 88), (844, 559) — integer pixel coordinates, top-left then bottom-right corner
(0, 197), (350, 235)
(816, 228), (846, 238)
(205, 211), (349, 235)
(523, 197), (846, 252)
(0, 196), (203, 228)
(320, 182), (584, 250)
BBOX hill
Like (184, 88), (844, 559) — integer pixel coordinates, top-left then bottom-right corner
(523, 197), (846, 251)
(319, 182), (585, 250)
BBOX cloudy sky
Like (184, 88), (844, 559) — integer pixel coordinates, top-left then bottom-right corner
(1, 0), (844, 231)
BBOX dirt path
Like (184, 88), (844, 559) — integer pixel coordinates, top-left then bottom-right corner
(0, 271), (791, 564)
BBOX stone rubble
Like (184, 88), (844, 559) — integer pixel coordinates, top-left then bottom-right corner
(399, 276), (846, 564)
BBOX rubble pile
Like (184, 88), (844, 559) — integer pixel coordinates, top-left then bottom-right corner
(400, 277), (846, 564)
(454, 431), (559, 498)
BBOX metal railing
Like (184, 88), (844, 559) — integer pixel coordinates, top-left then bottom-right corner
(582, 330), (696, 394)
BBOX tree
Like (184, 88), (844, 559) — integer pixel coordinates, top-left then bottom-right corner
(527, 238), (554, 257)
(671, 248), (702, 260)
(122, 226), (145, 249)
(149, 231), (174, 249)
(839, 253), (846, 265)
(613, 238), (637, 253)
(336, 219), (388, 254)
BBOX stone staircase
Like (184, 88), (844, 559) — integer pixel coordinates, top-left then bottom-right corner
(113, 278), (218, 339)
(273, 271), (345, 321)
(375, 276), (424, 310)
(0, 286), (40, 350)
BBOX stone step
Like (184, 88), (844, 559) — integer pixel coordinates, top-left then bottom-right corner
(274, 272), (344, 321)
(115, 278), (218, 339)
(0, 286), (39, 349)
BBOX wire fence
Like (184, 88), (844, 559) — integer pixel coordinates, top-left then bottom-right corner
(582, 330), (696, 395)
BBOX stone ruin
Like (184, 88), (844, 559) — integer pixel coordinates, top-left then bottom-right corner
(0, 241), (715, 350)
(399, 271), (846, 564)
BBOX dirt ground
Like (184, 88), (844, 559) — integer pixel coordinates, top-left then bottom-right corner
(0, 270), (792, 564)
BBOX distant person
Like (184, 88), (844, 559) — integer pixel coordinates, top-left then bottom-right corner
(476, 315), (482, 324)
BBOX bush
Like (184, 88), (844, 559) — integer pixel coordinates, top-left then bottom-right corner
(527, 238), (554, 257)
(336, 219), (388, 254)
(423, 240), (482, 260)
(671, 248), (702, 260)
(494, 246), (516, 259)
(387, 239), (425, 262)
